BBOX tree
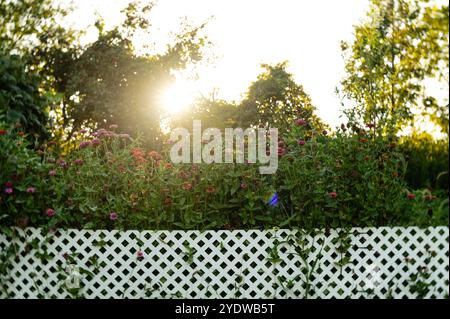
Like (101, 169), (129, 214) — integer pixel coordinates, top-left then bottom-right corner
(239, 62), (326, 131)
(50, 2), (208, 148)
(340, 0), (449, 136)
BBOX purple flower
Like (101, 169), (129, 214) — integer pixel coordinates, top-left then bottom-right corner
(298, 140), (306, 146)
(26, 187), (36, 194)
(295, 118), (307, 126)
(109, 212), (118, 221)
(79, 129), (87, 134)
(74, 159), (84, 165)
(91, 138), (101, 146)
(5, 188), (13, 194)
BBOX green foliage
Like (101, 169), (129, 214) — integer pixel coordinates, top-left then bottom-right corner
(0, 52), (50, 145)
(1, 119), (445, 231)
(400, 132), (449, 191)
(0, 124), (52, 225)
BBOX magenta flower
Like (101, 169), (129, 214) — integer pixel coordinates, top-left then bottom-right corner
(79, 129), (87, 134)
(74, 159), (84, 165)
(91, 138), (101, 146)
(137, 250), (144, 258)
(46, 208), (55, 217)
(5, 181), (13, 188)
(298, 140), (306, 146)
(109, 212), (118, 221)
(79, 141), (91, 149)
(26, 187), (36, 194)
(49, 170), (57, 177)
(5, 188), (13, 194)
(329, 192), (338, 199)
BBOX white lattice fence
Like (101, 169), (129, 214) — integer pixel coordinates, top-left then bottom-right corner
(0, 227), (448, 299)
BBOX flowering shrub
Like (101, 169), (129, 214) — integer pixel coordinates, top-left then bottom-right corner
(0, 121), (447, 231)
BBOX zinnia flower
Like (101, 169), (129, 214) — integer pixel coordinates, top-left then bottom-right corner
(278, 147), (287, 156)
(298, 140), (306, 146)
(164, 163), (173, 169)
(137, 250), (144, 258)
(46, 208), (55, 217)
(5, 181), (13, 188)
(329, 192), (337, 198)
(26, 187), (36, 194)
(5, 188), (13, 194)
(182, 182), (193, 190)
(109, 212), (118, 221)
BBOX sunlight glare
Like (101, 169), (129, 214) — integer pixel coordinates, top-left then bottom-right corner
(161, 81), (197, 114)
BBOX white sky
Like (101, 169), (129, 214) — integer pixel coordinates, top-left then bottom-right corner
(65, 0), (446, 130)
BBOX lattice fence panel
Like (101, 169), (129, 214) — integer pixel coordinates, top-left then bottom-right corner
(0, 227), (448, 299)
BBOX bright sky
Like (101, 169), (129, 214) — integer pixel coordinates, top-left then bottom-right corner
(66, 0), (448, 134)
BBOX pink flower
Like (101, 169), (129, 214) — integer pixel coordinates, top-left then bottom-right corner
(329, 192), (337, 198)
(298, 140), (306, 146)
(74, 159), (84, 165)
(91, 138), (101, 146)
(79, 129), (87, 134)
(5, 188), (13, 194)
(5, 181), (13, 188)
(26, 187), (36, 194)
(137, 250), (144, 258)
(240, 183), (248, 189)
(278, 147), (287, 156)
(46, 208), (55, 217)
(407, 193), (416, 200)
(49, 170), (57, 177)
(109, 212), (118, 221)
(295, 119), (307, 126)
(79, 141), (91, 149)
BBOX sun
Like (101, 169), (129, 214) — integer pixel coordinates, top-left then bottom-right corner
(161, 81), (196, 114)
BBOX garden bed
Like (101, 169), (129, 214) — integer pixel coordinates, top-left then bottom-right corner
(0, 226), (448, 299)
